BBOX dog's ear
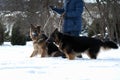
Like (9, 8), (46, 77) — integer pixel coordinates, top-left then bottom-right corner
(37, 26), (41, 30)
(54, 28), (58, 33)
(30, 24), (35, 29)
(37, 26), (41, 32)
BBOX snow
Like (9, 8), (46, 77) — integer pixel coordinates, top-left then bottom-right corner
(0, 42), (120, 80)
(84, 0), (96, 3)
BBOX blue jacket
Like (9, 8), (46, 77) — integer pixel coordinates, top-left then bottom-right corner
(52, 0), (84, 33)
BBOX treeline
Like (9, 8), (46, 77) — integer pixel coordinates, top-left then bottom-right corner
(89, 0), (120, 44)
(0, 0), (120, 45)
(0, 0), (63, 45)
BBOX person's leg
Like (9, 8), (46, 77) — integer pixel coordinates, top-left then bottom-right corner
(64, 31), (80, 37)
(71, 31), (80, 36)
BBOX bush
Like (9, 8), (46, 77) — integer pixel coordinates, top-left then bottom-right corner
(11, 20), (26, 45)
(0, 23), (4, 45)
(88, 19), (101, 37)
(4, 31), (11, 42)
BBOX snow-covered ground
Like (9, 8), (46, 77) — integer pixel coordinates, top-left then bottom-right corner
(0, 42), (120, 80)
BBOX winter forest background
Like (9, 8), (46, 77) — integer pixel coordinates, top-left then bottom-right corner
(0, 0), (120, 45)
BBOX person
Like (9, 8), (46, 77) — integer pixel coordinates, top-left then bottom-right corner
(50, 0), (84, 36)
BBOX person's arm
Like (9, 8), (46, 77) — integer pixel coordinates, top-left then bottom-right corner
(66, 1), (84, 17)
(50, 6), (65, 14)
(52, 8), (65, 14)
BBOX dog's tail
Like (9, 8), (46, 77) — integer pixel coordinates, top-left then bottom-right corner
(102, 41), (118, 49)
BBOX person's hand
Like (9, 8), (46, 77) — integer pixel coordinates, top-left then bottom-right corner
(61, 12), (65, 18)
(49, 6), (54, 10)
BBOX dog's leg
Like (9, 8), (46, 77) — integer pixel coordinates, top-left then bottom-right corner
(63, 48), (75, 60)
(65, 53), (75, 60)
(52, 51), (66, 58)
(30, 43), (39, 57)
(30, 50), (38, 57)
(38, 44), (48, 57)
(87, 46), (100, 59)
(87, 52), (97, 59)
(41, 48), (47, 57)
(63, 52), (75, 60)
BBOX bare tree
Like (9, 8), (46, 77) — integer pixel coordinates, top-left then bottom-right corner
(95, 0), (120, 44)
(0, 22), (4, 45)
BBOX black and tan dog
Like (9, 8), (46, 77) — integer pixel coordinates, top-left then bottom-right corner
(30, 24), (65, 58)
(48, 28), (118, 60)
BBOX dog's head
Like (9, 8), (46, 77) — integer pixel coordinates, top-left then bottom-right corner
(30, 24), (42, 41)
(48, 28), (60, 44)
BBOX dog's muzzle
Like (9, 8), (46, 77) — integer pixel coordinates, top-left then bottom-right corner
(32, 32), (38, 37)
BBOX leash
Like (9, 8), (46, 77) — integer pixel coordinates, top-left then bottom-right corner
(43, 14), (63, 32)
(57, 16), (63, 31)
(84, 2), (95, 19)
(43, 15), (51, 31)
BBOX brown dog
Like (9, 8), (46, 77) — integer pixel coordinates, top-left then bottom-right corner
(29, 24), (66, 58)
(30, 24), (47, 57)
